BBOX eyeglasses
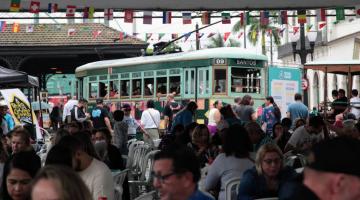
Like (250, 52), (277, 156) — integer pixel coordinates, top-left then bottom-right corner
(151, 171), (176, 183)
(263, 158), (281, 165)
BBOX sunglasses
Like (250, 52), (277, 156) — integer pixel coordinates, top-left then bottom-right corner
(151, 171), (177, 183)
(263, 158), (281, 165)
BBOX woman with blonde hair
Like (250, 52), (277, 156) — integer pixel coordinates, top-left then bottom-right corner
(238, 143), (296, 200)
(31, 165), (92, 200)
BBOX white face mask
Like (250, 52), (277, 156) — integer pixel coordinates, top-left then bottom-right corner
(95, 140), (106, 145)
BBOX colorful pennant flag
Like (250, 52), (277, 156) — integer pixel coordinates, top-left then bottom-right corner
(104, 9), (113, 20)
(89, 7), (94, 19)
(182, 12), (192, 24)
(297, 10), (307, 24)
(83, 7), (89, 19)
(67, 28), (76, 36)
(293, 26), (300, 34)
(145, 33), (152, 41)
(66, 5), (76, 17)
(280, 10), (288, 24)
(12, 23), (20, 33)
(93, 30), (102, 39)
(171, 33), (178, 39)
(0, 21), (7, 32)
(124, 10), (134, 23)
(198, 33), (204, 39)
(356, 5), (360, 18)
(207, 32), (215, 38)
(201, 12), (211, 25)
(237, 32), (244, 39)
(119, 32), (125, 41)
(260, 11), (269, 26)
(162, 11), (172, 24)
(183, 32), (192, 42)
(29, 1), (40, 13)
(279, 28), (286, 37)
(316, 8), (326, 22)
(336, 7), (345, 21)
(222, 12), (231, 24)
(223, 32), (231, 41)
(143, 11), (152, 24)
(240, 12), (244, 26)
(26, 24), (34, 33)
(318, 22), (326, 30)
(245, 12), (250, 25)
(10, 0), (21, 12)
(158, 33), (165, 40)
(240, 12), (250, 26)
(306, 24), (313, 32)
(48, 3), (58, 13)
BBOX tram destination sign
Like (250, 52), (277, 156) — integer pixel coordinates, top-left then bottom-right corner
(230, 59), (262, 68)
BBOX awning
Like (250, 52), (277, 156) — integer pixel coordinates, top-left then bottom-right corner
(304, 60), (360, 75)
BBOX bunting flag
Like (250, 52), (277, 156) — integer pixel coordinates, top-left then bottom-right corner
(183, 32), (192, 42)
(251, 31), (257, 40)
(89, 7), (94, 19)
(0, 21), (6, 32)
(318, 22), (326, 30)
(26, 24), (34, 33)
(221, 12), (231, 24)
(240, 12), (244, 26)
(207, 32), (215, 38)
(316, 8), (326, 22)
(29, 1), (40, 13)
(237, 32), (244, 39)
(93, 30), (102, 39)
(162, 11), (172, 24)
(245, 12), (250, 25)
(223, 32), (231, 41)
(66, 5), (76, 17)
(124, 10), (134, 23)
(119, 32), (125, 41)
(201, 12), (211, 24)
(83, 7), (89, 19)
(10, 0), (21, 12)
(260, 11), (270, 26)
(297, 10), (307, 24)
(293, 26), (300, 34)
(171, 33), (178, 39)
(67, 28), (76, 36)
(356, 5), (360, 18)
(182, 12), (192, 24)
(145, 33), (152, 41)
(104, 9), (113, 20)
(48, 3), (58, 13)
(336, 7), (345, 21)
(12, 23), (20, 33)
(279, 28), (286, 37)
(158, 33), (165, 40)
(143, 11), (152, 24)
(306, 24), (313, 32)
(280, 10), (288, 24)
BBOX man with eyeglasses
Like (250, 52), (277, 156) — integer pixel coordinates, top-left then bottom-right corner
(152, 147), (214, 200)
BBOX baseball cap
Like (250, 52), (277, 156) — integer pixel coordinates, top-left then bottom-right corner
(96, 98), (103, 104)
(0, 100), (8, 107)
(308, 137), (360, 177)
(122, 103), (131, 111)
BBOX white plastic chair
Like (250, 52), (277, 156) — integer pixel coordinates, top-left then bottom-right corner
(133, 191), (156, 200)
(113, 169), (130, 200)
(224, 177), (241, 200)
(126, 141), (145, 169)
(254, 198), (279, 200)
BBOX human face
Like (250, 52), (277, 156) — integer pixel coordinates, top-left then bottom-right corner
(153, 159), (186, 200)
(308, 125), (323, 135)
(11, 136), (27, 154)
(95, 132), (106, 142)
(31, 179), (60, 200)
(340, 175), (360, 200)
(6, 168), (32, 200)
(217, 101), (223, 109)
(261, 152), (282, 178)
(0, 106), (7, 116)
(274, 124), (283, 137)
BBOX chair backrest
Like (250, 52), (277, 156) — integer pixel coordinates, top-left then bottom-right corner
(133, 191), (156, 200)
(130, 144), (152, 174)
(139, 150), (160, 181)
(284, 153), (307, 169)
(126, 141), (145, 168)
(254, 198), (279, 200)
(224, 177), (241, 200)
(113, 169), (130, 200)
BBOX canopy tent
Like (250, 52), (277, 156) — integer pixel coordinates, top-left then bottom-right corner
(304, 60), (360, 75)
(0, 0), (357, 11)
(0, 66), (39, 88)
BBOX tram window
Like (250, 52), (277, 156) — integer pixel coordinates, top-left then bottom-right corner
(231, 68), (261, 93)
(108, 80), (119, 98)
(157, 77), (167, 95)
(132, 79), (142, 96)
(120, 80), (130, 97)
(89, 82), (98, 99)
(99, 82), (108, 98)
(214, 69), (226, 94)
(144, 78), (154, 96)
(169, 76), (180, 95)
(199, 68), (210, 95)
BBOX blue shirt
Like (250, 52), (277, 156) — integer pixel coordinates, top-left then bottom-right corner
(4, 113), (15, 131)
(188, 188), (214, 200)
(287, 101), (309, 128)
(261, 106), (280, 136)
(171, 109), (193, 131)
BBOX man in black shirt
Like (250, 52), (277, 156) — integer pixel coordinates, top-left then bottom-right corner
(163, 94), (182, 133)
(91, 98), (113, 132)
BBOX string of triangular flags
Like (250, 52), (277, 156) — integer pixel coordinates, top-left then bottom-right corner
(6, 1), (360, 25)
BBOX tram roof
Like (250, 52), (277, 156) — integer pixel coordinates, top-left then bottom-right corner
(305, 60), (360, 74)
(76, 47), (268, 73)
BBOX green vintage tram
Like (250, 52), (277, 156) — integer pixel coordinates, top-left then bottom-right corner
(75, 47), (268, 125)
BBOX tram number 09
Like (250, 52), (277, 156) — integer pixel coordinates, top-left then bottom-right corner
(213, 58), (227, 66)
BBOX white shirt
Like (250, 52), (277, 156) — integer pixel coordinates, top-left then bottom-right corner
(287, 125), (324, 151)
(78, 158), (114, 200)
(208, 108), (220, 126)
(141, 108), (160, 129)
(62, 99), (78, 122)
(350, 96), (360, 119)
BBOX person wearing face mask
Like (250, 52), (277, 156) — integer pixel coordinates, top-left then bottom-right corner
(94, 128), (124, 170)
(284, 115), (325, 153)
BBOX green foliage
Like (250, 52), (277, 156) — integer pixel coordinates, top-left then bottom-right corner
(206, 33), (241, 48)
